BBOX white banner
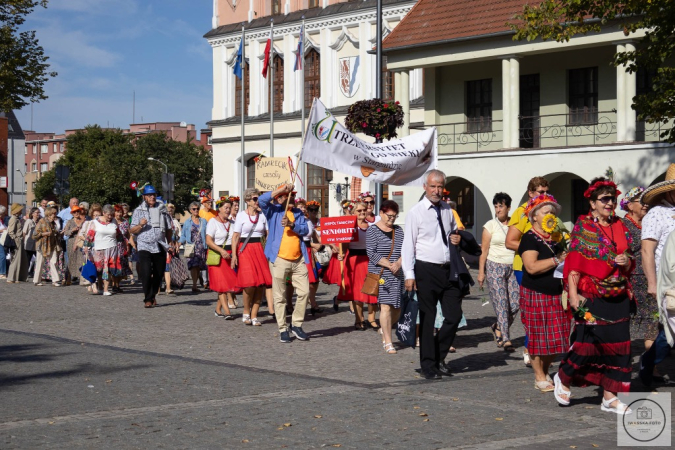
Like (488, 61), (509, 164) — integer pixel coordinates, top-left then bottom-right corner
(301, 98), (437, 186)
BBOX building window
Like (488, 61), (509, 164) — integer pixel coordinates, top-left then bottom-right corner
(235, 62), (250, 116)
(383, 56), (394, 101)
(268, 55), (284, 113)
(31, 162), (37, 172)
(305, 48), (320, 109)
(59, 142), (64, 152)
(246, 157), (256, 189)
(568, 67), (598, 125)
(307, 164), (329, 216)
(308, 0), (319, 8)
(466, 78), (492, 132)
(40, 163), (48, 172)
(272, 0), (281, 14)
(40, 143), (48, 153)
(207, 135), (212, 145)
(32, 145), (35, 154)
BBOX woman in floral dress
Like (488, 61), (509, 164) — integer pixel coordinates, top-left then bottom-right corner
(180, 201), (208, 292)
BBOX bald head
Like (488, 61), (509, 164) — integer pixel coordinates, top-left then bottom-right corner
(69, 198), (79, 208)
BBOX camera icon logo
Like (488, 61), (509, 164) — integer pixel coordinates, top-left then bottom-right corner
(637, 406), (653, 420)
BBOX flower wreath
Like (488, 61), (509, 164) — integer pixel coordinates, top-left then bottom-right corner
(215, 196), (233, 208)
(359, 191), (374, 199)
(583, 180), (621, 199)
(523, 193), (559, 219)
(306, 200), (321, 209)
(294, 197), (307, 204)
(229, 196), (240, 203)
(620, 186), (645, 211)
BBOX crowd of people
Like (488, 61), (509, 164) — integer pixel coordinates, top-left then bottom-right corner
(2, 163), (675, 416)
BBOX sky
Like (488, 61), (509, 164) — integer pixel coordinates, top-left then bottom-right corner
(14, 0), (213, 136)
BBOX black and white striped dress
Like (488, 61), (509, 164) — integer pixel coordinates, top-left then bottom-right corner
(366, 225), (405, 308)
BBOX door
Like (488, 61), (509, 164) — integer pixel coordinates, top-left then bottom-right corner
(519, 74), (540, 148)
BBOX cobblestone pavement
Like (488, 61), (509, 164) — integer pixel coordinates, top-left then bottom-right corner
(1, 272), (673, 449)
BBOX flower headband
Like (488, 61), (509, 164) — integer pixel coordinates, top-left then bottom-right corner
(294, 197), (307, 204)
(215, 196), (232, 208)
(620, 186), (645, 211)
(307, 200), (321, 209)
(524, 193), (559, 218)
(229, 196), (240, 203)
(583, 180), (621, 199)
(342, 200), (354, 210)
(359, 192), (373, 199)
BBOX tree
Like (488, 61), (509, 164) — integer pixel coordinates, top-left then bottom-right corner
(34, 126), (213, 213)
(0, 0), (57, 112)
(509, 0), (675, 141)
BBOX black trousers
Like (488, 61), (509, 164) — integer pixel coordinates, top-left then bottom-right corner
(415, 260), (462, 371)
(137, 250), (166, 302)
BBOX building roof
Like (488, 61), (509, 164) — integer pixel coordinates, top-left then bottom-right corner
(382, 0), (526, 51)
(0, 111), (25, 140)
(204, 0), (412, 38)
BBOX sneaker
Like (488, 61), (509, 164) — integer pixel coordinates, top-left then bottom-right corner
(291, 326), (309, 341)
(279, 331), (292, 343)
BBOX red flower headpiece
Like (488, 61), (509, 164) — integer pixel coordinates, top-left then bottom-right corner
(215, 196), (232, 208)
(524, 193), (560, 219)
(294, 197), (307, 204)
(307, 200), (321, 208)
(359, 191), (373, 199)
(230, 196), (240, 202)
(583, 180), (621, 199)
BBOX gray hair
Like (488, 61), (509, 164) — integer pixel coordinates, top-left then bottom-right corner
(102, 204), (115, 214)
(79, 201), (90, 212)
(0, 205), (5, 215)
(423, 169), (446, 186)
(189, 201), (200, 210)
(244, 188), (260, 201)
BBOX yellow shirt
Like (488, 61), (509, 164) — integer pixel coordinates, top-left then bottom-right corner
(199, 207), (217, 222)
(508, 203), (531, 271)
(278, 210), (302, 261)
(452, 210), (465, 231)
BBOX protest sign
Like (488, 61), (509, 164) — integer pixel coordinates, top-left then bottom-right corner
(255, 157), (291, 191)
(320, 216), (358, 244)
(301, 98), (437, 186)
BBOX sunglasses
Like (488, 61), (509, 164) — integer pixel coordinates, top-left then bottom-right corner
(355, 209), (366, 213)
(596, 196), (617, 204)
(535, 189), (549, 195)
(190, 208), (198, 211)
(250, 197), (259, 202)
(363, 201), (375, 205)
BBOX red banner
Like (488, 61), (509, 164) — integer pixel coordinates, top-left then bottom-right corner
(320, 216), (358, 244)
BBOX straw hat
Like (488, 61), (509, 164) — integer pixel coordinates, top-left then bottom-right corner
(10, 203), (23, 215)
(641, 163), (675, 206)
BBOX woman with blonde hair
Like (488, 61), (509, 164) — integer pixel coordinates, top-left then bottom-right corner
(33, 207), (63, 286)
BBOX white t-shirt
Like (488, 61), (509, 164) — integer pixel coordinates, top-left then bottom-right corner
(206, 218), (233, 246)
(93, 219), (117, 250)
(233, 211), (267, 238)
(366, 215), (381, 227)
(349, 226), (369, 250)
(303, 219), (314, 242)
(642, 202), (675, 271)
(483, 218), (515, 265)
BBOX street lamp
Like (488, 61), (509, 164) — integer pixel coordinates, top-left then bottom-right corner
(147, 157), (168, 173)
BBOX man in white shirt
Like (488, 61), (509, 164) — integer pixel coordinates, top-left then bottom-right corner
(402, 169), (461, 380)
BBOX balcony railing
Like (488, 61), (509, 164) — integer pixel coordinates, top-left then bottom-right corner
(412, 111), (671, 154)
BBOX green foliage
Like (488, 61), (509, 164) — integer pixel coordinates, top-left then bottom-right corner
(33, 165), (54, 201)
(0, 0), (57, 112)
(345, 99), (404, 141)
(34, 126), (213, 213)
(509, 0), (675, 142)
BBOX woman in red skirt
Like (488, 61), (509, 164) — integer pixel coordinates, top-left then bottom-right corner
(518, 194), (570, 392)
(555, 177), (634, 415)
(325, 201), (377, 329)
(231, 188), (271, 326)
(205, 197), (241, 320)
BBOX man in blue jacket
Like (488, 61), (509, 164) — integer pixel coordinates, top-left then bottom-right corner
(259, 182), (311, 343)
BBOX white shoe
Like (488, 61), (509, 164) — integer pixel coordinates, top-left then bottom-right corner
(601, 397), (632, 415)
(103, 292), (112, 296)
(553, 373), (571, 406)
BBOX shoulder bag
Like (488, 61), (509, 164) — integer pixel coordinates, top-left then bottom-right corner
(361, 228), (395, 297)
(312, 229), (332, 266)
(206, 221), (229, 266)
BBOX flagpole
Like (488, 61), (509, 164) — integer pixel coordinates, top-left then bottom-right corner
(300, 17), (306, 199)
(240, 23), (246, 196)
(270, 18), (275, 158)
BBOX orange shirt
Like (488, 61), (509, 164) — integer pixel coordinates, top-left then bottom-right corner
(278, 210), (302, 261)
(199, 207), (217, 222)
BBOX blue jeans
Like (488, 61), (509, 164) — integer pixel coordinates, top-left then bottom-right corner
(0, 245), (6, 275)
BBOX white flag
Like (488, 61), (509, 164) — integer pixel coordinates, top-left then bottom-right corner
(301, 98), (437, 186)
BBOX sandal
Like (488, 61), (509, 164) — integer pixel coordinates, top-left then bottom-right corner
(354, 322), (366, 331)
(490, 323), (503, 346)
(384, 343), (397, 354)
(534, 380), (555, 392)
(242, 314), (252, 325)
(553, 373), (571, 406)
(224, 315), (235, 320)
(503, 342), (516, 352)
(251, 318), (262, 326)
(523, 350), (532, 367)
(601, 397), (632, 415)
(367, 321), (381, 330)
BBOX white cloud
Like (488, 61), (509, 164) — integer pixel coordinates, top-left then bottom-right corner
(37, 25), (123, 68)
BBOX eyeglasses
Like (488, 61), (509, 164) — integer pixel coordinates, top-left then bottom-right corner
(250, 197), (259, 202)
(535, 189), (549, 195)
(355, 209), (366, 213)
(383, 213), (398, 220)
(190, 208), (198, 211)
(363, 201), (375, 205)
(597, 196), (617, 204)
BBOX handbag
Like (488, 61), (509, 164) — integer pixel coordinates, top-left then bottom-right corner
(1, 230), (16, 249)
(361, 228), (396, 297)
(206, 248), (222, 266)
(170, 254), (190, 289)
(79, 260), (98, 283)
(183, 243), (195, 258)
(314, 246), (333, 266)
(396, 290), (419, 348)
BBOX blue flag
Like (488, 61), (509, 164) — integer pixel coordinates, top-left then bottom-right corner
(294, 24), (304, 72)
(233, 39), (243, 79)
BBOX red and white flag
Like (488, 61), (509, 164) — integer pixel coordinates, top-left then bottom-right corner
(262, 28), (272, 78)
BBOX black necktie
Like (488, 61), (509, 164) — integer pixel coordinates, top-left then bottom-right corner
(433, 204), (448, 246)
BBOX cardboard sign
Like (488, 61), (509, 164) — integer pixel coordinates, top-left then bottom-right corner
(255, 157), (291, 192)
(320, 216), (358, 244)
